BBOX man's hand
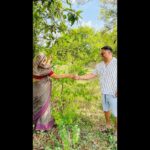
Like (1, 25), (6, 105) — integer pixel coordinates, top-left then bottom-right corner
(73, 75), (80, 80)
(73, 73), (97, 80)
(68, 74), (76, 79)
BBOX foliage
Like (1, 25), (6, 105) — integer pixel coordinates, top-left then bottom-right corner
(99, 0), (117, 30)
(33, 0), (82, 55)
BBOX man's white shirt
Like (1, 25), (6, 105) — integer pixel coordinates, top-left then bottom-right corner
(92, 57), (117, 96)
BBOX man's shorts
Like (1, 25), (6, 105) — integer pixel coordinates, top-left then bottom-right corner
(102, 94), (117, 117)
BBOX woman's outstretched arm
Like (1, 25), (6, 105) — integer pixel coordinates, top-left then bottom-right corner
(50, 73), (75, 79)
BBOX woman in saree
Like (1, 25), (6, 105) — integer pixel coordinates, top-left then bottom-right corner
(33, 53), (74, 131)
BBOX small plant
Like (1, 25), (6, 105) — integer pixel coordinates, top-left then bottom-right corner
(72, 125), (80, 148)
(58, 127), (71, 150)
(58, 125), (80, 150)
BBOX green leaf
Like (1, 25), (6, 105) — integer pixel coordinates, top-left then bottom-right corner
(76, 10), (83, 16)
(66, 0), (72, 7)
(63, 14), (67, 19)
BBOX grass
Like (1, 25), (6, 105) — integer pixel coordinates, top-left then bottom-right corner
(33, 99), (117, 150)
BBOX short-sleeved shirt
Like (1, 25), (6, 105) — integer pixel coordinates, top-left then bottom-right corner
(92, 57), (117, 96)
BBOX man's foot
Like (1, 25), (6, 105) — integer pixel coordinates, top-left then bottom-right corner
(106, 124), (111, 129)
(99, 125), (113, 133)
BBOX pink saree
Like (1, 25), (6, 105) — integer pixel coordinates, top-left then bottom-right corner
(33, 53), (54, 131)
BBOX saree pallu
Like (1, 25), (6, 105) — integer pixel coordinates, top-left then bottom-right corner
(33, 77), (54, 131)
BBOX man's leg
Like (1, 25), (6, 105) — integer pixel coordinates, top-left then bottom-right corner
(102, 94), (111, 128)
(104, 111), (111, 128)
(109, 95), (117, 135)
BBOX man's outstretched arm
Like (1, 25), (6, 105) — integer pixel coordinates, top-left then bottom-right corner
(74, 73), (97, 80)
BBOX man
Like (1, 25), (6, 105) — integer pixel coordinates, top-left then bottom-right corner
(74, 46), (117, 135)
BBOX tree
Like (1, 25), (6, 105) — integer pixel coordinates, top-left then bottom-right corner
(33, 0), (82, 55)
(99, 0), (117, 30)
(49, 26), (117, 72)
(99, 0), (117, 52)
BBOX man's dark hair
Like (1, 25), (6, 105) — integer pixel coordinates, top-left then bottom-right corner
(101, 46), (113, 52)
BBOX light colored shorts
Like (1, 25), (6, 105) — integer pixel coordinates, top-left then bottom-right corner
(102, 94), (117, 117)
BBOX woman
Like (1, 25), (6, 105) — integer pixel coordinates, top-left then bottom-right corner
(33, 53), (74, 131)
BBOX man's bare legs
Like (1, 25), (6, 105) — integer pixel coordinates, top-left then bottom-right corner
(104, 111), (117, 135)
(104, 111), (111, 128)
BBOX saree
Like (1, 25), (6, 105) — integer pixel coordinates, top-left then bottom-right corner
(33, 53), (54, 131)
